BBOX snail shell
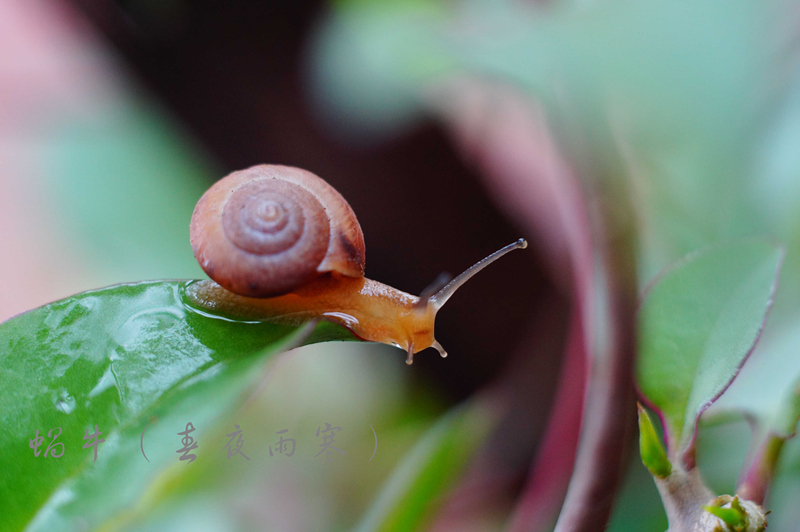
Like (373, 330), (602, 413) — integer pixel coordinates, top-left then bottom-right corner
(190, 164), (365, 297)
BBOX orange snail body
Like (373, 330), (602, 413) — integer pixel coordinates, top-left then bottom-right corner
(186, 164), (526, 364)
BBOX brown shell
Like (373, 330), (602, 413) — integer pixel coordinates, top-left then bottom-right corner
(190, 164), (366, 297)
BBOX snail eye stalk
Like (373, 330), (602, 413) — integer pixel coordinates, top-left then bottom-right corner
(429, 239), (528, 310)
(414, 272), (452, 310)
(404, 239), (526, 365)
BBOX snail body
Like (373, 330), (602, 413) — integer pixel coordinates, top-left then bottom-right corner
(186, 275), (438, 360)
(188, 164), (526, 364)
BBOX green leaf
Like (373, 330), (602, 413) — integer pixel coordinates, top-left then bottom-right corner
(0, 281), (356, 531)
(636, 240), (783, 462)
(709, 316), (800, 438)
(354, 399), (498, 532)
(638, 404), (671, 478)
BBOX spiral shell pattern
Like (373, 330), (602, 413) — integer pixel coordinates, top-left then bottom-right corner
(190, 165), (365, 298)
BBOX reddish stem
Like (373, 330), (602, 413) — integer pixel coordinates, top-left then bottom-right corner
(737, 434), (785, 505)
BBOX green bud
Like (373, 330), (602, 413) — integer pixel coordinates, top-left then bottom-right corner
(638, 403), (672, 478)
(703, 496), (748, 531)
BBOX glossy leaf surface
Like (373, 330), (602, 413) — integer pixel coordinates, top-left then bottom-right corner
(0, 281), (355, 531)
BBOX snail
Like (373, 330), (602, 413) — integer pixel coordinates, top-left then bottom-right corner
(185, 164), (526, 364)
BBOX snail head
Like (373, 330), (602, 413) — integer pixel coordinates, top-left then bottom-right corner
(398, 239), (528, 364)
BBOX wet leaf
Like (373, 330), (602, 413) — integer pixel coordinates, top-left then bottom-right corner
(0, 281), (355, 531)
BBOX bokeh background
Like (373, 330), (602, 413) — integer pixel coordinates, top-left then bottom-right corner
(5, 0), (800, 530)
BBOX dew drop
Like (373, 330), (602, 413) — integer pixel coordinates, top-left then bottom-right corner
(54, 390), (76, 414)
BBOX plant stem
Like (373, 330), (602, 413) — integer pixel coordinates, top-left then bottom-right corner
(654, 466), (715, 532)
(737, 433), (785, 504)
